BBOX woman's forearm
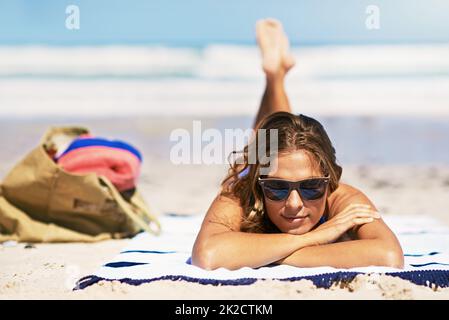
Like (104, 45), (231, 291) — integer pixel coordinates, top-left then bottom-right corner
(277, 239), (404, 269)
(192, 231), (311, 270)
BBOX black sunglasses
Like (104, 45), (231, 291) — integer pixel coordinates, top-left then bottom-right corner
(258, 176), (330, 201)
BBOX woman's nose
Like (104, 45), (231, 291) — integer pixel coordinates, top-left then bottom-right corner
(285, 189), (304, 209)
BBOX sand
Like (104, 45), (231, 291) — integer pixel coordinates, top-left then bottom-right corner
(1, 118), (449, 300)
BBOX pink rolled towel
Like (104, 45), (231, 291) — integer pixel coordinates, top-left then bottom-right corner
(57, 137), (142, 192)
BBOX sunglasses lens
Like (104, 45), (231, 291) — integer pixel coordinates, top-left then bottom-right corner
(262, 181), (290, 201)
(260, 178), (328, 201)
(299, 179), (327, 200)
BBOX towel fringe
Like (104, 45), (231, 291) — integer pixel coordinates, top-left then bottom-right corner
(74, 270), (449, 291)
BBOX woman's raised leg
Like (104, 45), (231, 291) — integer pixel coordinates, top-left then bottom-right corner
(253, 18), (296, 129)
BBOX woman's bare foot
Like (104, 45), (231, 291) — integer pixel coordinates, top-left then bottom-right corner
(256, 18), (295, 78)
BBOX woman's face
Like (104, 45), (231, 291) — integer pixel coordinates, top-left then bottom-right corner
(263, 149), (328, 235)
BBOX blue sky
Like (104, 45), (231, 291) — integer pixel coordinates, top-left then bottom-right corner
(0, 0), (448, 45)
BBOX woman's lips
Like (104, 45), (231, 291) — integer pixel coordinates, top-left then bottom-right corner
(282, 214), (308, 222)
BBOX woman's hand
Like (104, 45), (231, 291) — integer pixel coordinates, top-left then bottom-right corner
(305, 204), (381, 246)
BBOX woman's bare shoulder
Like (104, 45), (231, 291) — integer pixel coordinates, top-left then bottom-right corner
(200, 193), (244, 233)
(200, 168), (248, 234)
(327, 182), (376, 218)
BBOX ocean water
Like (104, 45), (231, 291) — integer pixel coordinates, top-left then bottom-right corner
(0, 44), (448, 165)
(0, 44), (449, 117)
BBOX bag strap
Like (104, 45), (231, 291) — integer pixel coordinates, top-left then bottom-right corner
(40, 126), (90, 149)
(99, 177), (161, 236)
(129, 193), (162, 235)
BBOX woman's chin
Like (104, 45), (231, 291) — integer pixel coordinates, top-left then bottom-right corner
(277, 215), (312, 234)
(282, 223), (311, 235)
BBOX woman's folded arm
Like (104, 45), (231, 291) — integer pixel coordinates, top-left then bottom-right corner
(276, 238), (404, 269)
(191, 195), (313, 270)
(192, 229), (312, 270)
(276, 183), (404, 269)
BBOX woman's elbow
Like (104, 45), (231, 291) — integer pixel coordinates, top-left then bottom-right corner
(191, 246), (218, 271)
(382, 248), (404, 269)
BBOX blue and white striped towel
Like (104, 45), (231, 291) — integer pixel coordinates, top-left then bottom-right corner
(76, 214), (449, 290)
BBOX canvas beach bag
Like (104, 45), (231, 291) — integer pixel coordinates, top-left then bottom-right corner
(0, 126), (161, 243)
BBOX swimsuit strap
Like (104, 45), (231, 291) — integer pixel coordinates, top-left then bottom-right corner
(317, 200), (330, 226)
(318, 215), (327, 225)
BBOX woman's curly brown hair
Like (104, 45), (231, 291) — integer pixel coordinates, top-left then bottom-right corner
(221, 112), (342, 233)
